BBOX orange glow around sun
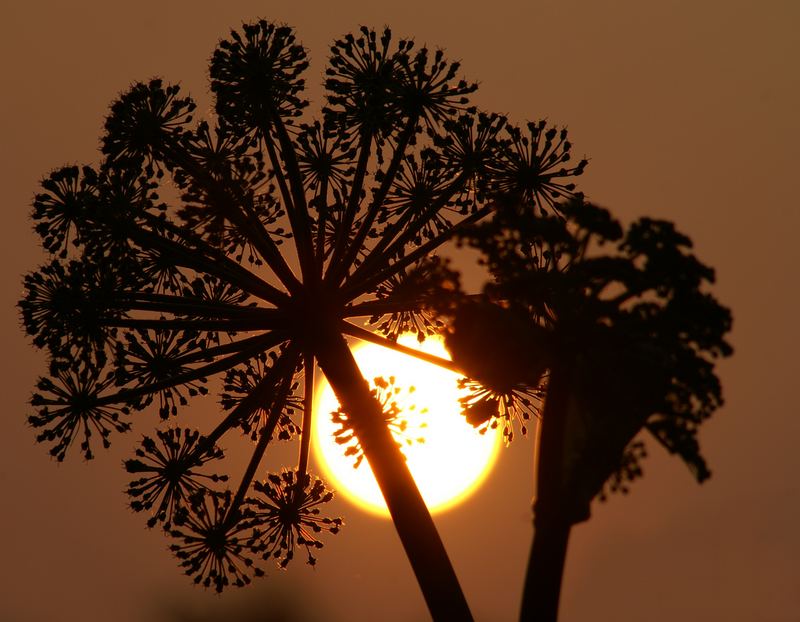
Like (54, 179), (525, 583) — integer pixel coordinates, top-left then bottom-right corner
(313, 334), (501, 516)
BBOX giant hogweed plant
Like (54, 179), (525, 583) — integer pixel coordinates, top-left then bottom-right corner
(19, 21), (588, 621)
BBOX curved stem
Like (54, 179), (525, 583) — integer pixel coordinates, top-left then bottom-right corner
(313, 325), (473, 622)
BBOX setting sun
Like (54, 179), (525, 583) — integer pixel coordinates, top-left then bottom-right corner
(313, 334), (501, 516)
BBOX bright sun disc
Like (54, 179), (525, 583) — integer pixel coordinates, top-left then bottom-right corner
(313, 334), (501, 516)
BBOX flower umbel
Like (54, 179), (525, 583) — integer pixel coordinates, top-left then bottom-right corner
(221, 350), (302, 441)
(169, 491), (263, 593)
(20, 20), (586, 600)
(248, 470), (343, 568)
(125, 428), (228, 528)
(457, 377), (543, 444)
(28, 364), (131, 461)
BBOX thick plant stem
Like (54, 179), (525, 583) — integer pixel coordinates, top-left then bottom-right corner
(313, 326), (473, 622)
(520, 361), (573, 622)
(520, 512), (572, 622)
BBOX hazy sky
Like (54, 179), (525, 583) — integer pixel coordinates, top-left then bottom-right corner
(2, 2), (799, 621)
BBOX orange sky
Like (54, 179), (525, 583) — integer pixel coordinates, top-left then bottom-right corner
(2, 2), (799, 621)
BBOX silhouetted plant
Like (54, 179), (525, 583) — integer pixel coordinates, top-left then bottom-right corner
(169, 489), (263, 592)
(249, 469), (343, 568)
(441, 197), (732, 621)
(20, 20), (589, 621)
(125, 427), (228, 529)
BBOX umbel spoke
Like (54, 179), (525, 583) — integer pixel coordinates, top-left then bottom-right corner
(297, 352), (315, 478)
(225, 355), (299, 525)
(341, 321), (461, 374)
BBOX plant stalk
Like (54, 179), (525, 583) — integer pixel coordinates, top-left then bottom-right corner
(313, 325), (473, 622)
(520, 359), (574, 622)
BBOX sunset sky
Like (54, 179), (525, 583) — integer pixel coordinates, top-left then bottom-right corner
(2, 2), (799, 621)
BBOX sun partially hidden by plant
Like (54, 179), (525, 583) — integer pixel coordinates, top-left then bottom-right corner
(332, 375), (427, 468)
(19, 20), (586, 618)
